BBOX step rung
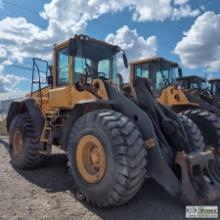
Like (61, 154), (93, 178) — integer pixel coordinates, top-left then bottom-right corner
(46, 115), (55, 118)
(45, 127), (52, 130)
(41, 138), (48, 142)
(45, 110), (57, 114)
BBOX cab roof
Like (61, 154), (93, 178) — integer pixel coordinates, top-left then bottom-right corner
(177, 75), (206, 82)
(53, 34), (120, 52)
(130, 57), (179, 67)
(208, 78), (220, 83)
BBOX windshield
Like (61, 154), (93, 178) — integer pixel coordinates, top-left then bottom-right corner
(181, 78), (206, 90)
(192, 82), (206, 90)
(134, 61), (178, 96)
(72, 40), (124, 84)
(74, 55), (119, 83)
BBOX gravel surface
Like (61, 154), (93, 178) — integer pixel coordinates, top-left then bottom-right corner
(0, 136), (219, 220)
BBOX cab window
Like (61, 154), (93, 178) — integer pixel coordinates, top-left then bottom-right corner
(135, 64), (142, 77)
(57, 48), (69, 86)
(155, 71), (164, 96)
(142, 63), (149, 78)
(134, 63), (149, 78)
(74, 57), (91, 83)
(98, 59), (110, 75)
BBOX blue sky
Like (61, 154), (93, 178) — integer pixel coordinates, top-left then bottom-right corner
(0, 0), (220, 100)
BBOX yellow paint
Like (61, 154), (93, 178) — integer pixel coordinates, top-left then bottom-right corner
(47, 79), (109, 110)
(129, 60), (199, 108)
(76, 135), (106, 183)
(157, 86), (192, 106)
(49, 86), (71, 108)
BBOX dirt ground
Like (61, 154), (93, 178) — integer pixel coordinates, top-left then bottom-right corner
(0, 136), (219, 220)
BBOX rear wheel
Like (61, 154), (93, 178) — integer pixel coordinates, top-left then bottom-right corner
(173, 115), (205, 181)
(67, 109), (146, 207)
(180, 109), (220, 153)
(9, 113), (43, 169)
(179, 115), (205, 152)
(180, 110), (220, 186)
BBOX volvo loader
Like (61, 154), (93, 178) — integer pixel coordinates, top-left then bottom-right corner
(177, 75), (220, 108)
(7, 37), (220, 207)
(128, 57), (220, 155)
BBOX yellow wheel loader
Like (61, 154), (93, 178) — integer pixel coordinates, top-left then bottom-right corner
(6, 37), (220, 207)
(208, 78), (220, 108)
(176, 75), (220, 108)
(128, 57), (220, 155)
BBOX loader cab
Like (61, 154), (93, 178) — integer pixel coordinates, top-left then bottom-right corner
(130, 57), (178, 96)
(177, 75), (206, 91)
(43, 35), (128, 109)
(52, 35), (125, 88)
(208, 78), (220, 96)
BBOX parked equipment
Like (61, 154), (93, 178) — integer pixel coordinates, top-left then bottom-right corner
(128, 57), (220, 152)
(176, 75), (220, 108)
(177, 75), (212, 102)
(6, 38), (220, 207)
(208, 78), (220, 108)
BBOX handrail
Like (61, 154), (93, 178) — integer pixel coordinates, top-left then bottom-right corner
(31, 58), (50, 107)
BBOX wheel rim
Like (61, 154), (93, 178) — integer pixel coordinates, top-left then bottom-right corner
(12, 129), (23, 155)
(76, 135), (106, 183)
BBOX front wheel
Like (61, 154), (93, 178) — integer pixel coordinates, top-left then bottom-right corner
(67, 109), (146, 207)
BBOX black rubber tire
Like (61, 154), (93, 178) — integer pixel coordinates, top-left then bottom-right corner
(9, 113), (43, 169)
(67, 109), (146, 208)
(180, 109), (220, 153)
(179, 115), (205, 152)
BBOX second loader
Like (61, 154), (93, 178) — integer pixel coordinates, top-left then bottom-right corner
(128, 57), (220, 156)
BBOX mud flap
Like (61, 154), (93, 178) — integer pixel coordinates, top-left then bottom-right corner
(176, 150), (220, 204)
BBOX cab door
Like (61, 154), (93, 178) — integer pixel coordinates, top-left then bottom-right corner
(49, 46), (72, 109)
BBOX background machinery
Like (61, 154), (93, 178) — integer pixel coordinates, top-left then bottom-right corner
(177, 75), (220, 108)
(208, 78), (220, 108)
(128, 57), (220, 172)
(6, 37), (220, 207)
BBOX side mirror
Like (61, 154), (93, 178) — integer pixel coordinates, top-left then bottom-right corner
(122, 52), (128, 69)
(47, 75), (53, 85)
(49, 65), (52, 75)
(178, 67), (183, 77)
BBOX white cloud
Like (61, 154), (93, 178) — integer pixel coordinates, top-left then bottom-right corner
(172, 5), (200, 20)
(131, 0), (199, 22)
(174, 12), (220, 71)
(132, 0), (173, 22)
(0, 88), (27, 101)
(105, 25), (157, 81)
(0, 72), (26, 93)
(0, 17), (51, 64)
(174, 0), (189, 5)
(0, 0), (200, 91)
(0, 0), (200, 67)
